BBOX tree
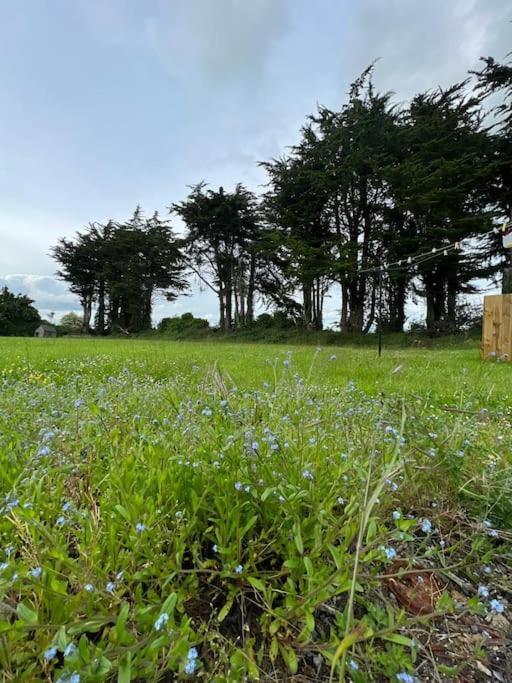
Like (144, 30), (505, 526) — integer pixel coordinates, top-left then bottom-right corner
(52, 209), (188, 334)
(172, 184), (260, 330)
(59, 312), (83, 334)
(0, 286), (40, 336)
(389, 83), (494, 334)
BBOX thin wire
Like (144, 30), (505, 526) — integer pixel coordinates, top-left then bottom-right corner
(354, 224), (503, 276)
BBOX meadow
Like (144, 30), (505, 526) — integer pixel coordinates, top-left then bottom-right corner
(0, 338), (510, 682)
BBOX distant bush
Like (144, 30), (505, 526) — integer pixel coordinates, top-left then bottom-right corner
(59, 312), (83, 334)
(157, 312), (210, 337)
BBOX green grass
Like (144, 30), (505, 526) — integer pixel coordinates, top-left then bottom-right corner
(0, 338), (510, 681)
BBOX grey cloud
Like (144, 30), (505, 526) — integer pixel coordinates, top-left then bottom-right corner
(143, 0), (289, 85)
(0, 275), (80, 318)
(345, 0), (511, 102)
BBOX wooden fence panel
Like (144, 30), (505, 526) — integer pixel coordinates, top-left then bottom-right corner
(483, 294), (512, 361)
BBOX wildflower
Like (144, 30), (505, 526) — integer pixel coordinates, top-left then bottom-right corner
(185, 646), (199, 674)
(330, 354), (337, 361)
(349, 658), (359, 670)
(234, 482), (243, 491)
(73, 399), (84, 408)
(396, 674), (415, 683)
(283, 359), (290, 368)
(483, 565), (492, 575)
(337, 497), (345, 506)
(309, 437), (317, 445)
(135, 522), (146, 533)
(392, 510), (402, 520)
(41, 430), (55, 442)
(62, 501), (73, 512)
(57, 675), (80, 683)
(64, 642), (77, 657)
(30, 566), (42, 579)
(43, 645), (57, 662)
(201, 407), (212, 417)
(154, 612), (170, 631)
(488, 528), (499, 538)
(427, 448), (436, 457)
(387, 480), (398, 493)
(213, 544), (218, 552)
(105, 581), (116, 593)
(302, 469), (314, 480)
(0, 562), (8, 571)
(56, 515), (66, 527)
(490, 598), (505, 614)
(36, 445), (51, 457)
(251, 441), (259, 451)
(57, 671), (80, 683)
(428, 432), (438, 440)
(382, 546), (397, 561)
(235, 564), (243, 574)
(420, 519), (432, 534)
(84, 583), (94, 592)
(478, 585), (489, 598)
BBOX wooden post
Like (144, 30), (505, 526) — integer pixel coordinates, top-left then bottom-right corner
(483, 294), (512, 360)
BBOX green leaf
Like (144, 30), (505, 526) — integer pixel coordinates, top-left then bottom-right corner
(278, 643), (298, 674)
(118, 653), (132, 683)
(115, 505), (131, 523)
(247, 576), (265, 592)
(380, 633), (414, 647)
(16, 603), (38, 625)
(218, 595), (234, 623)
(293, 522), (304, 555)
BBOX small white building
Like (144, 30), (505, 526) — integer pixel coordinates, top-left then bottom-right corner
(34, 323), (57, 338)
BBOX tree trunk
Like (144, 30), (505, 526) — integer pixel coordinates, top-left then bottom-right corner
(340, 282), (349, 332)
(96, 280), (105, 335)
(247, 253), (256, 324)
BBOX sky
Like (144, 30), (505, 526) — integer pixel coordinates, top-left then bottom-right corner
(0, 0), (510, 325)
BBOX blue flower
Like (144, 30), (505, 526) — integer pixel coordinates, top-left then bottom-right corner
(84, 583), (94, 592)
(0, 562), (8, 572)
(105, 581), (116, 593)
(41, 430), (55, 442)
(62, 501), (73, 512)
(302, 469), (314, 481)
(56, 515), (66, 527)
(251, 441), (259, 451)
(43, 645), (57, 662)
(154, 612), (170, 631)
(478, 585), (489, 599)
(490, 599), (505, 614)
(64, 642), (77, 657)
(235, 564), (243, 574)
(396, 674), (415, 683)
(73, 399), (84, 409)
(382, 546), (397, 561)
(135, 522), (146, 533)
(349, 658), (359, 670)
(420, 519), (432, 534)
(30, 566), (42, 579)
(184, 646), (199, 674)
(36, 445), (51, 457)
(201, 407), (212, 417)
(392, 510), (401, 520)
(57, 674), (80, 683)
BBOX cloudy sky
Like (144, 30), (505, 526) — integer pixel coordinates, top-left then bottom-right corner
(0, 0), (510, 324)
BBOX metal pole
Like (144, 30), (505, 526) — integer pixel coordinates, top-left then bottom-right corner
(377, 269), (383, 357)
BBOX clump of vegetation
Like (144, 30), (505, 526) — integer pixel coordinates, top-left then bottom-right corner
(0, 340), (510, 681)
(0, 286), (40, 336)
(157, 313), (210, 338)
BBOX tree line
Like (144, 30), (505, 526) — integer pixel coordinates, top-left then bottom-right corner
(53, 53), (511, 336)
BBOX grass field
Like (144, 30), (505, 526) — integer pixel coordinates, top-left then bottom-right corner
(0, 338), (510, 682)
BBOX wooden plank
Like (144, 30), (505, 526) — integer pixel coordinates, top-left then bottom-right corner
(483, 294), (512, 361)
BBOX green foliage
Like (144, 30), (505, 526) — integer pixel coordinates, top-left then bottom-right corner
(0, 286), (40, 336)
(0, 339), (510, 680)
(157, 312), (210, 337)
(59, 312), (84, 334)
